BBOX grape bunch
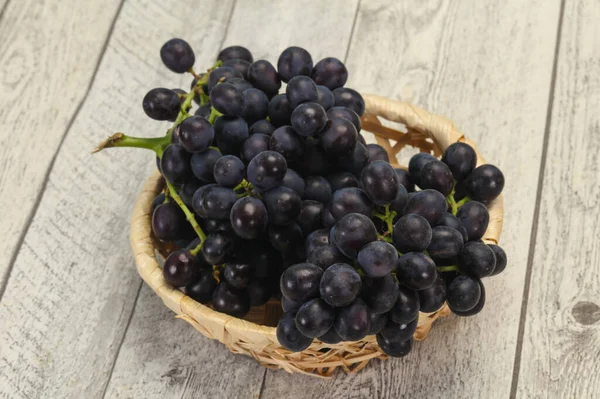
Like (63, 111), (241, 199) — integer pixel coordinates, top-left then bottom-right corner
(95, 38), (508, 359)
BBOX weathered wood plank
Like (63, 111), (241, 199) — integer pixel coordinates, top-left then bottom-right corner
(0, 1), (235, 398)
(516, 1), (600, 397)
(261, 1), (561, 398)
(0, 0), (123, 290)
(102, 1), (359, 398)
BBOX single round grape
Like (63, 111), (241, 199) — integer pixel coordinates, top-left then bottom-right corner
(427, 226), (464, 259)
(320, 263), (362, 307)
(277, 46), (313, 82)
(366, 144), (389, 163)
(303, 176), (332, 203)
(311, 57), (348, 89)
(222, 58), (251, 79)
(202, 218), (233, 234)
(403, 189), (447, 225)
(327, 106), (361, 132)
(179, 178), (202, 209)
(152, 202), (187, 241)
(213, 155), (245, 187)
(212, 283), (250, 318)
(268, 94), (293, 127)
(358, 241), (398, 278)
(389, 184), (409, 217)
(489, 244), (507, 276)
(230, 196), (268, 239)
(241, 88), (269, 123)
(247, 150), (287, 191)
(214, 116), (249, 155)
(392, 214), (432, 253)
(296, 139), (330, 176)
(249, 119), (276, 136)
(447, 275), (481, 312)
(286, 76), (318, 108)
(277, 311), (313, 352)
(362, 274), (400, 314)
(332, 87), (365, 116)
(456, 201), (490, 241)
(335, 142), (368, 176)
(307, 244), (348, 270)
(420, 160), (454, 196)
(191, 184), (217, 218)
(295, 298), (335, 338)
(223, 262), (253, 289)
(178, 116), (214, 153)
(452, 278), (486, 316)
(333, 299), (370, 341)
(198, 185), (238, 220)
(163, 250), (200, 287)
(332, 213), (377, 258)
(281, 296), (303, 312)
(291, 102), (327, 137)
(390, 286), (420, 324)
(327, 172), (358, 191)
(269, 126), (304, 162)
(396, 252), (438, 290)
(248, 60), (281, 97)
(218, 46), (253, 63)
(185, 269), (217, 303)
(280, 263), (323, 302)
(304, 228), (329, 255)
(361, 161), (401, 205)
(241, 133), (270, 164)
(328, 187), (373, 221)
(436, 212), (468, 242)
(321, 205), (336, 228)
(201, 233), (236, 265)
(160, 38), (195, 73)
(395, 168), (414, 192)
(207, 66), (243, 92)
(379, 317), (418, 343)
(320, 118), (358, 154)
(297, 201), (324, 236)
(459, 241), (496, 278)
(368, 312), (388, 335)
(316, 85), (335, 110)
(209, 83), (244, 116)
(418, 276), (447, 313)
(376, 334), (413, 357)
(318, 326), (343, 344)
(160, 144), (192, 184)
(143, 88), (181, 121)
(194, 103), (212, 119)
(227, 77), (253, 92)
(408, 152), (436, 188)
(281, 169), (306, 196)
(442, 142), (477, 181)
(152, 192), (166, 213)
(269, 223), (303, 253)
(263, 186), (302, 225)
(465, 164), (505, 203)
(191, 148), (221, 182)
(247, 278), (274, 306)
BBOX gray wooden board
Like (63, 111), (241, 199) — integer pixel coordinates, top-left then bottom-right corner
(516, 0), (600, 397)
(259, 1), (562, 398)
(0, 0), (236, 398)
(0, 0), (123, 289)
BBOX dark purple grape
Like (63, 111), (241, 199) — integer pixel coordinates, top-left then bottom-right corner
(227, 77), (253, 92)
(311, 57), (348, 89)
(201, 233), (235, 265)
(427, 226), (464, 259)
(436, 212), (468, 242)
(327, 106), (361, 132)
(230, 197), (268, 239)
(452, 278), (486, 316)
(269, 126), (304, 162)
(247, 150), (287, 191)
(277, 46), (313, 82)
(396, 252), (437, 290)
(318, 326), (342, 344)
(361, 161), (401, 205)
(213, 155), (245, 187)
(295, 298), (334, 338)
(277, 311), (313, 351)
(248, 60), (281, 97)
(321, 206), (336, 228)
(281, 169), (306, 196)
(366, 144), (389, 163)
(389, 184), (409, 217)
(143, 88), (181, 121)
(152, 202), (187, 241)
(459, 242), (496, 278)
(392, 214), (432, 253)
(191, 184), (217, 218)
(447, 275), (481, 312)
(207, 66), (243, 92)
(377, 335), (413, 357)
(223, 58), (251, 79)
(335, 142), (368, 176)
(489, 244), (507, 276)
(368, 312), (388, 335)
(241, 133), (270, 164)
(316, 85), (335, 110)
(191, 148), (221, 182)
(195, 103), (212, 119)
(333, 299), (370, 341)
(268, 94), (293, 127)
(160, 144), (192, 184)
(362, 274), (400, 314)
(297, 139), (330, 176)
(240, 88), (269, 123)
(218, 46), (253, 63)
(358, 241), (398, 278)
(179, 179), (202, 208)
(209, 83), (244, 116)
(390, 286), (420, 324)
(456, 201), (490, 241)
(185, 269), (217, 303)
(223, 262), (253, 289)
(328, 187), (373, 221)
(420, 160), (454, 196)
(214, 116), (249, 155)
(327, 172), (358, 191)
(395, 168), (414, 192)
(198, 185), (237, 220)
(305, 228), (329, 255)
(163, 250), (200, 287)
(379, 317), (418, 343)
(269, 223), (303, 253)
(247, 278), (274, 306)
(332, 213), (377, 258)
(263, 186), (302, 225)
(332, 87), (364, 116)
(297, 201), (324, 235)
(160, 38), (195, 73)
(403, 189), (447, 225)
(178, 116), (214, 153)
(152, 192), (166, 212)
(408, 152), (436, 187)
(290, 102), (327, 137)
(202, 218), (233, 234)
(320, 118), (358, 154)
(212, 283), (250, 317)
(303, 176), (332, 203)
(418, 276), (447, 313)
(286, 76), (318, 108)
(442, 142), (477, 181)
(465, 164), (505, 203)
(280, 263), (323, 302)
(249, 119), (276, 136)
(281, 296), (303, 312)
(320, 263), (361, 307)
(306, 245), (347, 271)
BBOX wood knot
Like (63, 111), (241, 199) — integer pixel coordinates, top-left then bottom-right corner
(572, 301), (600, 325)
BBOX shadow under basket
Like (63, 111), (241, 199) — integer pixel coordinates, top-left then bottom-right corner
(130, 94), (504, 378)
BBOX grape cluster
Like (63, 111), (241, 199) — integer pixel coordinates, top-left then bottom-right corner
(98, 38), (508, 359)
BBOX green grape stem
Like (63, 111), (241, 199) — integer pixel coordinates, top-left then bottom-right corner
(436, 265), (459, 272)
(165, 180), (206, 243)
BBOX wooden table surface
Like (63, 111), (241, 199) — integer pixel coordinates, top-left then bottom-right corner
(1, 0), (598, 398)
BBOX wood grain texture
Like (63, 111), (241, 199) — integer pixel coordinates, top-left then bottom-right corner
(0, 1), (235, 398)
(0, 0), (123, 289)
(103, 1), (359, 398)
(261, 1), (560, 398)
(517, 0), (600, 397)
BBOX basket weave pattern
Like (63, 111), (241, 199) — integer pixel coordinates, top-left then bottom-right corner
(130, 94), (504, 377)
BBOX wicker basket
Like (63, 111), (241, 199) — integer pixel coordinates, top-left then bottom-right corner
(130, 94), (504, 377)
